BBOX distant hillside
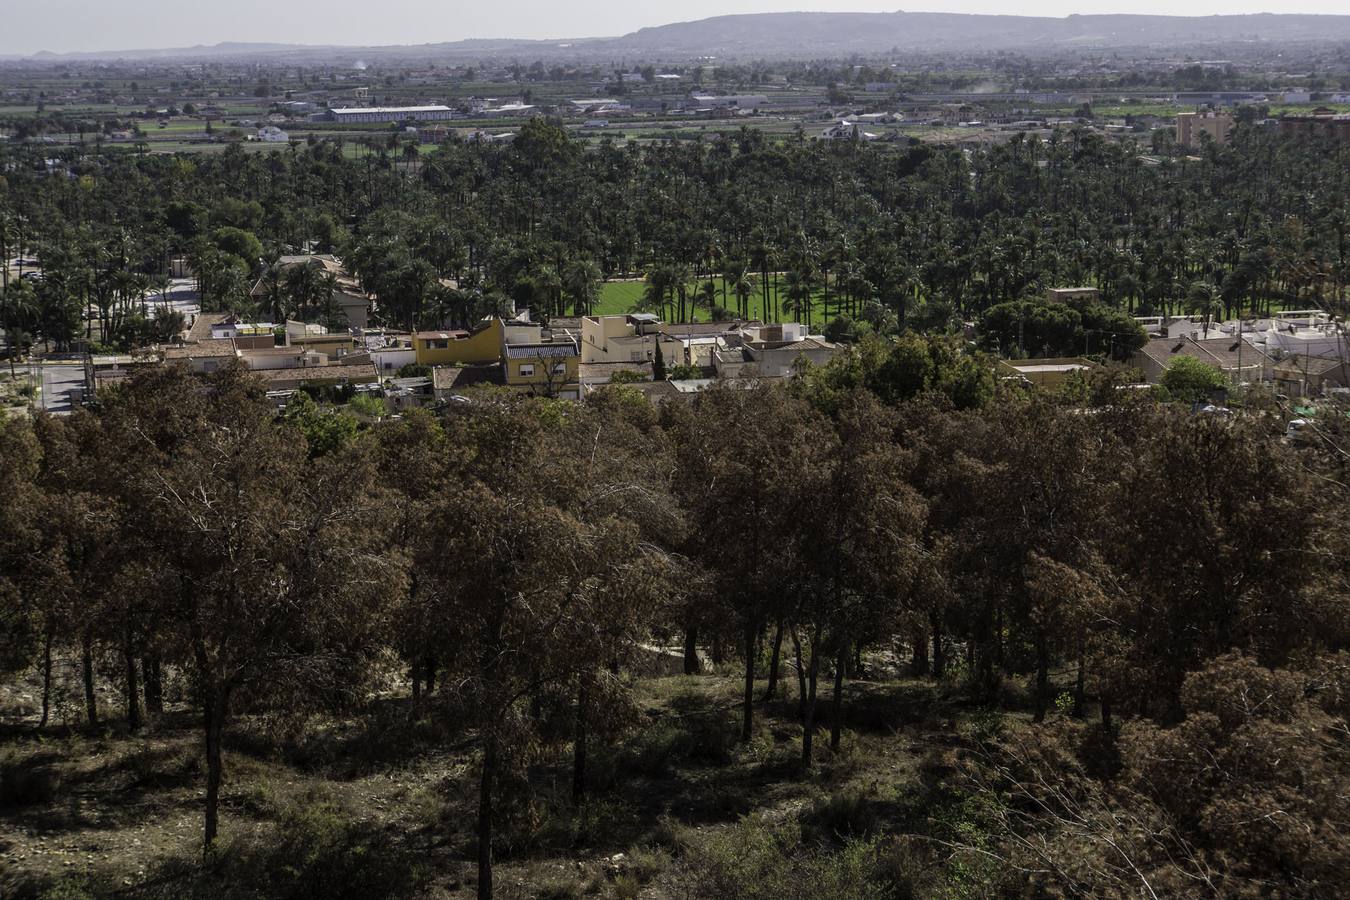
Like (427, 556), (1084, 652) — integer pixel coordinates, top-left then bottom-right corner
(11, 12), (1350, 62)
(601, 12), (1350, 55)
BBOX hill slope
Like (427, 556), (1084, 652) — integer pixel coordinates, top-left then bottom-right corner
(12, 12), (1350, 61)
(603, 11), (1350, 55)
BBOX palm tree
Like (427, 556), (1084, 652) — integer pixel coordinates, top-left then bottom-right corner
(1186, 280), (1221, 338)
(642, 266), (673, 320)
(696, 280), (718, 321)
(732, 271), (758, 321)
(783, 268), (815, 329)
(563, 258), (601, 317)
(2, 280), (39, 377)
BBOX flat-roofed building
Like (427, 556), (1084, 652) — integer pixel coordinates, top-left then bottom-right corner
(315, 106), (456, 124)
(997, 357), (1100, 388)
(1176, 111), (1234, 148)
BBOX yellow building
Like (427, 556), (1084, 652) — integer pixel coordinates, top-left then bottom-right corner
(286, 333), (358, 358)
(1176, 111), (1233, 149)
(580, 314), (686, 366)
(413, 319), (504, 366)
(505, 342), (581, 397)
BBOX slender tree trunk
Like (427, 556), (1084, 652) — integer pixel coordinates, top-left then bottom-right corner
(763, 618), (784, 701)
(82, 634), (98, 726)
(40, 631), (53, 727)
(477, 733), (497, 900)
(740, 619), (756, 743)
(930, 609), (945, 679)
(711, 634), (724, 667)
(572, 673), (590, 804)
(911, 627), (929, 676)
(203, 692), (227, 853)
(801, 626), (821, 769)
(852, 641), (863, 679)
(1032, 631), (1049, 724)
(124, 642), (141, 732)
(1073, 645), (1086, 718)
(830, 642), (847, 752)
(682, 628), (700, 675)
(424, 656), (436, 692)
(411, 666), (422, 705)
(792, 628), (807, 722)
(1101, 698), (1113, 733)
(142, 656), (163, 716)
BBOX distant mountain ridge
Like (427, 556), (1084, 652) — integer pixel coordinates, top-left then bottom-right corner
(10, 12), (1350, 61)
(610, 11), (1350, 54)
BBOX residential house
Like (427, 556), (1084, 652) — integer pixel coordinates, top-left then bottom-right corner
(821, 121), (879, 141)
(578, 361), (653, 394)
(210, 318), (278, 350)
(237, 346), (331, 371)
(286, 332), (358, 358)
(504, 341), (581, 398)
(580, 314), (686, 367)
(252, 361), (378, 393)
(1131, 335), (1273, 385)
(163, 339), (239, 374)
(413, 319), (504, 366)
(430, 364), (504, 402)
(1272, 357), (1350, 398)
(997, 357), (1100, 388)
(713, 324), (841, 378)
(1047, 287), (1100, 304)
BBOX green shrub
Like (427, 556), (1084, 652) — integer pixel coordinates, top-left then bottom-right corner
(687, 816), (909, 900)
(620, 702), (737, 775)
(801, 788), (878, 845)
(396, 362), (432, 378)
(115, 800), (433, 900)
(533, 875), (585, 899)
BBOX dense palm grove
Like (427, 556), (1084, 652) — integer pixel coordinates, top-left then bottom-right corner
(2, 119), (1349, 353)
(1, 355), (1348, 898)
(2, 121), (1350, 898)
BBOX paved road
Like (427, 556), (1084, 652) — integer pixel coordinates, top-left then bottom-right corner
(34, 361), (86, 414)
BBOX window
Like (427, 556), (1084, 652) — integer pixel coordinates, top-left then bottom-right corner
(519, 364), (535, 377)
(552, 363), (567, 375)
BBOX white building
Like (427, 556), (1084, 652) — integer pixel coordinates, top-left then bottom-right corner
(821, 121), (878, 141)
(318, 106), (457, 124)
(689, 93), (769, 110)
(257, 125), (289, 142)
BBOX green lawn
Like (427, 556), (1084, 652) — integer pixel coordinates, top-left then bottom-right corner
(597, 276), (850, 327)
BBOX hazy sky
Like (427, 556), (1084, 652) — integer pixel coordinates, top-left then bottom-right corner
(6, 2), (1349, 55)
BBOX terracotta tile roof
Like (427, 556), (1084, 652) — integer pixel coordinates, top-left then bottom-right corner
(1273, 356), (1346, 376)
(431, 364), (505, 390)
(578, 361), (653, 381)
(252, 362), (376, 384)
(186, 313), (231, 343)
(164, 338), (237, 359)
